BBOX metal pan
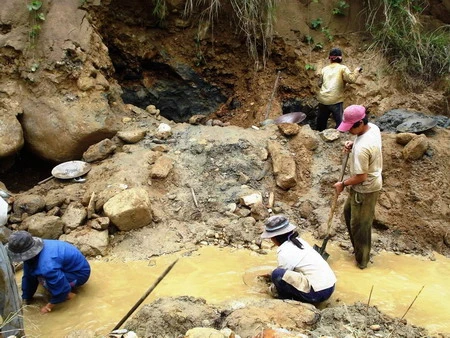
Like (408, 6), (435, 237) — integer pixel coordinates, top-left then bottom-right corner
(51, 160), (91, 179)
(274, 112), (307, 125)
(38, 161), (91, 185)
(396, 117), (437, 133)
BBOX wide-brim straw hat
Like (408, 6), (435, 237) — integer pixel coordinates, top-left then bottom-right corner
(5, 230), (44, 262)
(261, 215), (296, 239)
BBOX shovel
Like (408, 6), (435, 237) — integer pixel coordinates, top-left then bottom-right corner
(313, 152), (349, 260)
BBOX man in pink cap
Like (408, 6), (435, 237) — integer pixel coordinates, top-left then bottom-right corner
(334, 105), (382, 269)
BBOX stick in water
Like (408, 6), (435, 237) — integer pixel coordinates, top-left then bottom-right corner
(112, 258), (179, 331)
(387, 285), (425, 338)
(367, 285), (374, 307)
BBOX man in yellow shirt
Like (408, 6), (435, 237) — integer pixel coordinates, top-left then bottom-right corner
(316, 48), (362, 131)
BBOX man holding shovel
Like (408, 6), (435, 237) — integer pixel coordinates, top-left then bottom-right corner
(334, 105), (382, 269)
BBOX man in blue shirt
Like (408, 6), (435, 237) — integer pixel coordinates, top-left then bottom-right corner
(6, 231), (91, 314)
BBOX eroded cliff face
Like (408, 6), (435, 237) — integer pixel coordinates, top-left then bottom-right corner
(0, 0), (122, 164)
(0, 0), (448, 163)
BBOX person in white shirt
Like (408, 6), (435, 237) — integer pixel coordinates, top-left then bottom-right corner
(261, 215), (336, 304)
(334, 105), (383, 269)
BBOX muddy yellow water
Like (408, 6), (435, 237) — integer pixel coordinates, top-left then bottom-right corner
(18, 237), (450, 337)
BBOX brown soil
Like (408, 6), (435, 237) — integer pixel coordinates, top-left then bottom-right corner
(2, 0), (450, 337)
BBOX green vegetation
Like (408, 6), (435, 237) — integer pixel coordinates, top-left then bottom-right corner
(304, 35), (314, 44)
(305, 63), (316, 71)
(313, 42), (323, 51)
(366, 0), (450, 84)
(147, 0), (448, 81)
(27, 0), (45, 72)
(310, 18), (322, 30)
(181, 0), (277, 68)
(152, 0), (167, 22)
(332, 0), (349, 16)
(27, 0), (45, 46)
(321, 27), (333, 41)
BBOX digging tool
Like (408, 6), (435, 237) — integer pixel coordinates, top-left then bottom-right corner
(313, 152), (349, 260)
(264, 71), (281, 120)
(111, 258), (179, 331)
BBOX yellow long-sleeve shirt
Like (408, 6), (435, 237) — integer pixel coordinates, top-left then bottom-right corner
(317, 63), (360, 105)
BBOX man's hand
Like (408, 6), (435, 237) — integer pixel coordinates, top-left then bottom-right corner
(344, 141), (353, 153)
(334, 182), (345, 195)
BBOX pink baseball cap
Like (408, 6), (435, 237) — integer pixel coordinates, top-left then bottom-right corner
(337, 105), (366, 132)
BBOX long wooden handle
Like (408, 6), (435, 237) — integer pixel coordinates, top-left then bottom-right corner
(112, 258), (179, 331)
(325, 152), (350, 235)
(264, 71), (281, 120)
(339, 152), (350, 182)
(38, 176), (54, 185)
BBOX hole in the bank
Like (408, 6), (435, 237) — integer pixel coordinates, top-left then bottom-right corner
(108, 43), (228, 123)
(1, 148), (55, 193)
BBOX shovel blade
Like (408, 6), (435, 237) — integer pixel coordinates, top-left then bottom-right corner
(313, 242), (330, 261)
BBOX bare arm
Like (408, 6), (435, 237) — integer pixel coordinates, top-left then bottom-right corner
(334, 173), (368, 194)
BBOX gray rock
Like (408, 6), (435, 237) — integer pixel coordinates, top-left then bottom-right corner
(13, 194), (46, 217)
(61, 202), (87, 231)
(60, 228), (109, 257)
(402, 134), (429, 160)
(23, 214), (64, 239)
(297, 124), (320, 151)
(267, 140), (297, 190)
(88, 217), (110, 231)
(320, 128), (340, 142)
(117, 129), (147, 144)
(82, 139), (117, 163)
(150, 156), (174, 179)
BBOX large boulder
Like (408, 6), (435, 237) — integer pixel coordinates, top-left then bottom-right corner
(103, 188), (152, 231)
(0, 111), (24, 159)
(0, 0), (122, 162)
(60, 228), (109, 257)
(22, 214), (64, 239)
(12, 194), (46, 217)
(267, 140), (297, 190)
(402, 134), (429, 160)
(21, 95), (118, 161)
(61, 202), (87, 231)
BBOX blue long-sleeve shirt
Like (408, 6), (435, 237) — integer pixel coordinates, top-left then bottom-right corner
(22, 240), (90, 304)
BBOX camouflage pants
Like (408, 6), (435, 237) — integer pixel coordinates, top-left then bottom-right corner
(343, 189), (380, 269)
(0, 243), (24, 337)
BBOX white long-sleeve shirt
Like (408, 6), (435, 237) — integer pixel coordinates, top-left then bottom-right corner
(277, 237), (336, 292)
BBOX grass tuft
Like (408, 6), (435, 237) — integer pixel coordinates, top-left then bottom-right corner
(182, 0), (278, 68)
(365, 0), (450, 85)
